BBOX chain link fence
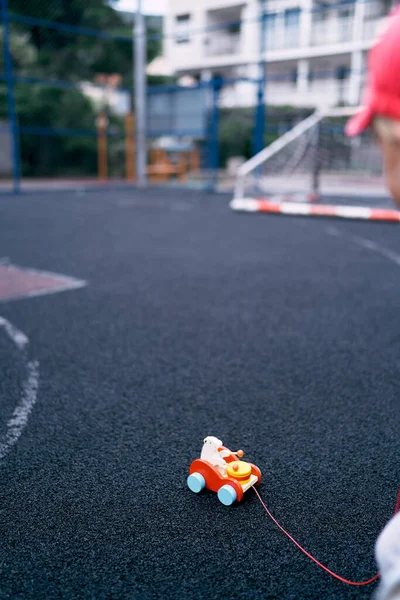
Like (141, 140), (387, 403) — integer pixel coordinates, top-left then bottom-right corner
(0, 0), (390, 195)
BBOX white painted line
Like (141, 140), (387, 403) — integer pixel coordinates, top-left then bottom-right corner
(0, 316), (29, 349)
(350, 234), (400, 267)
(325, 226), (340, 237)
(0, 317), (39, 462)
(0, 361), (39, 461)
(326, 227), (400, 268)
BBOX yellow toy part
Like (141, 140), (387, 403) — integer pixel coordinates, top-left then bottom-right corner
(226, 461), (252, 485)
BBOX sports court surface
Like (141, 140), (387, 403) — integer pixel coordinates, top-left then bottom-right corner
(0, 187), (398, 600)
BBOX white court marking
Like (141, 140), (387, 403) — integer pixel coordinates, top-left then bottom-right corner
(326, 226), (400, 268)
(0, 317), (39, 461)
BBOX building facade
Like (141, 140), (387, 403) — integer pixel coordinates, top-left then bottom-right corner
(164, 0), (395, 108)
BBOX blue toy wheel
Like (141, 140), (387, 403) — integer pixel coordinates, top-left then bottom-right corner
(187, 472), (206, 493)
(218, 484), (237, 506)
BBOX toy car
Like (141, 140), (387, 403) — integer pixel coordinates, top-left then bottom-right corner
(187, 437), (262, 506)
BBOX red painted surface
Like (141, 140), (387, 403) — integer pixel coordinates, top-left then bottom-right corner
(0, 264), (83, 301)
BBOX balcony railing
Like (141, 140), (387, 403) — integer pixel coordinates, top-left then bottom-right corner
(363, 17), (384, 40)
(267, 77), (351, 107)
(265, 15), (353, 51)
(266, 28), (300, 50)
(311, 17), (353, 46)
(204, 33), (241, 57)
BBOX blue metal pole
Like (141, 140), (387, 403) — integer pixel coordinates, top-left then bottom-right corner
(252, 1), (267, 157)
(208, 76), (221, 191)
(1, 0), (21, 193)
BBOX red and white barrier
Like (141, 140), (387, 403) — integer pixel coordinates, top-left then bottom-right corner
(230, 198), (400, 222)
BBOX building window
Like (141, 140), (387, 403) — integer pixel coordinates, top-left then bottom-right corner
(313, 3), (329, 22)
(339, 8), (351, 18)
(336, 65), (349, 80)
(284, 8), (300, 28)
(175, 14), (191, 44)
(336, 65), (349, 104)
(284, 8), (300, 48)
(227, 21), (241, 35)
(365, 0), (393, 20)
(265, 12), (277, 47)
(265, 12), (277, 29)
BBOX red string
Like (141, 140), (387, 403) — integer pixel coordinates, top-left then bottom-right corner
(253, 486), (397, 587)
(395, 488), (400, 515)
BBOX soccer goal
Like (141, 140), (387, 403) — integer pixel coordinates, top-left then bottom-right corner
(231, 107), (400, 221)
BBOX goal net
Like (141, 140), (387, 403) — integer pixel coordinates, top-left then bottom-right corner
(233, 108), (384, 204)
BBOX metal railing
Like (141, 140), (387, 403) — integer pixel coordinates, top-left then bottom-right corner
(204, 33), (241, 56)
(311, 16), (354, 46)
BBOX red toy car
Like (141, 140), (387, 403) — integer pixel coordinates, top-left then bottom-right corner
(187, 438), (262, 506)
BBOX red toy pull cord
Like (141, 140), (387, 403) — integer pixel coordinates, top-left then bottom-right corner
(395, 487), (400, 515)
(253, 487), (400, 587)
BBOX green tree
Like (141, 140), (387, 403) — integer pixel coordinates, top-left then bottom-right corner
(2, 0), (164, 177)
(8, 0), (162, 85)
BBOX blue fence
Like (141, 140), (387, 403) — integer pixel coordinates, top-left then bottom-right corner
(0, 0), (253, 194)
(0, 0), (382, 193)
(147, 84), (209, 139)
(0, 0), (230, 192)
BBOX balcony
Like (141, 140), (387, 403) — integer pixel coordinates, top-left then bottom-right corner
(267, 76), (351, 108)
(309, 76), (351, 105)
(205, 5), (243, 58)
(267, 80), (298, 104)
(363, 17), (384, 40)
(265, 10), (301, 51)
(266, 27), (300, 50)
(311, 16), (353, 46)
(204, 33), (241, 57)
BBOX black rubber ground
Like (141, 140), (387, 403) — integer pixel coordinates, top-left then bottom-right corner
(0, 188), (398, 600)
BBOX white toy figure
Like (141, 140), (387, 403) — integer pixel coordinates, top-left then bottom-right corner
(201, 436), (230, 471)
(375, 511), (400, 600)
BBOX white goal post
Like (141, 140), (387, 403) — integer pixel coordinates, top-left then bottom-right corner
(233, 106), (374, 202)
